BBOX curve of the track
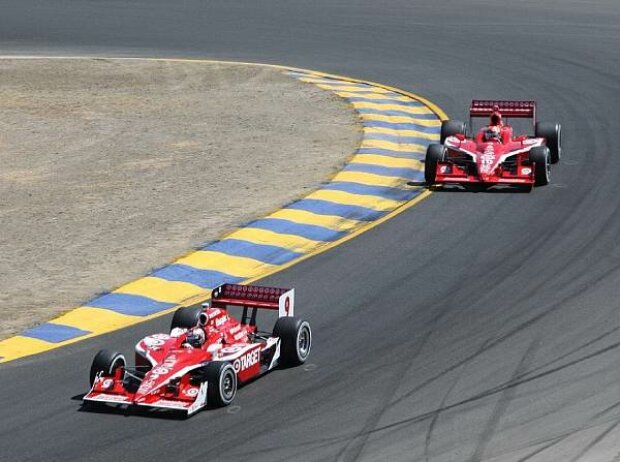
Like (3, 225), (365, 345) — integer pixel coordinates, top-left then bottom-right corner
(2, 1), (620, 461)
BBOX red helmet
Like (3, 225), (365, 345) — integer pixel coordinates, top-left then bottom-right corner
(490, 111), (502, 126)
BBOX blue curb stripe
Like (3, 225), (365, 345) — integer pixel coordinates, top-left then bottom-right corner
(357, 147), (425, 159)
(204, 239), (304, 265)
(286, 199), (386, 222)
(344, 163), (425, 180)
(356, 107), (440, 120)
(152, 265), (243, 289)
(22, 324), (91, 343)
(87, 293), (175, 316)
(321, 182), (419, 201)
(245, 218), (347, 242)
(364, 133), (433, 145)
(363, 120), (440, 134)
(345, 97), (427, 107)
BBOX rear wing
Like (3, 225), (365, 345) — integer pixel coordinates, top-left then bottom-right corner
(470, 100), (537, 126)
(210, 283), (295, 318)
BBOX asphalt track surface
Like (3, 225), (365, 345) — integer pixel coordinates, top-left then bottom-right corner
(1, 1), (619, 461)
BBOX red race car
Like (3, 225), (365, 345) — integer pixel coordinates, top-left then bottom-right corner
(425, 100), (561, 190)
(83, 283), (311, 416)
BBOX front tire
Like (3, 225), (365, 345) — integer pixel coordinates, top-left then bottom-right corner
(274, 317), (312, 367)
(529, 146), (551, 186)
(440, 120), (466, 143)
(535, 122), (561, 164)
(89, 349), (125, 386)
(424, 144), (445, 185)
(204, 362), (237, 408)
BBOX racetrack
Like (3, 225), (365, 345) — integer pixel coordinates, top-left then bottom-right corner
(1, 1), (620, 461)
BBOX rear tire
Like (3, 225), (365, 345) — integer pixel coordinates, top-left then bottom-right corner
(424, 144), (445, 185)
(170, 306), (202, 331)
(535, 122), (561, 164)
(274, 317), (312, 367)
(204, 362), (237, 407)
(440, 120), (466, 143)
(89, 349), (125, 386)
(529, 146), (551, 186)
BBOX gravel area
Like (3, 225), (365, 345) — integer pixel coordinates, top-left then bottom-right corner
(0, 58), (361, 339)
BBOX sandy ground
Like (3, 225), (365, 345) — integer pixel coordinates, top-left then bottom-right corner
(0, 58), (360, 340)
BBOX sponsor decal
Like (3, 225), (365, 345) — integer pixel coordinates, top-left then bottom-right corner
(143, 333), (170, 348)
(151, 366), (170, 375)
(521, 167), (532, 175)
(214, 315), (227, 328)
(188, 381), (208, 415)
(154, 399), (189, 408)
(219, 345), (244, 356)
(184, 387), (199, 397)
(137, 358), (175, 394)
(88, 393), (128, 402)
(440, 165), (448, 173)
(161, 354), (177, 369)
(284, 297), (290, 315)
(480, 144), (495, 173)
(233, 348), (260, 373)
(233, 331), (248, 341)
(102, 378), (114, 389)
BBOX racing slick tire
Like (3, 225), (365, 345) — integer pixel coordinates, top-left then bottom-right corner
(203, 361), (237, 408)
(89, 349), (126, 386)
(440, 120), (466, 144)
(424, 144), (446, 185)
(535, 122), (561, 164)
(530, 146), (551, 186)
(170, 306), (202, 331)
(273, 317), (312, 367)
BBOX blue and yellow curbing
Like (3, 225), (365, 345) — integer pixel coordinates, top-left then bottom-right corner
(0, 62), (447, 363)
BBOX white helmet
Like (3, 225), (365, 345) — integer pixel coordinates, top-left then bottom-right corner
(186, 327), (206, 347)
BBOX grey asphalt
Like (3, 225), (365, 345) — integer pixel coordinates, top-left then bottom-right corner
(1, 1), (620, 461)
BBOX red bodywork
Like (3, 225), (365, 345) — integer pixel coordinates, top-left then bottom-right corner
(84, 284), (295, 415)
(434, 100), (545, 187)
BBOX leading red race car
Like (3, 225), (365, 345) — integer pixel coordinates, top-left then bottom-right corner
(425, 100), (561, 190)
(83, 283), (311, 416)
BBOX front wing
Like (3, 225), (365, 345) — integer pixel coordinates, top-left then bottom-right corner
(434, 161), (535, 185)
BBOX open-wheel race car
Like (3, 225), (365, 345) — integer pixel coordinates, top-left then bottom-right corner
(83, 283), (311, 417)
(425, 100), (561, 190)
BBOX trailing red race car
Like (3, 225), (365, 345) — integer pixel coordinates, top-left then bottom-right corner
(83, 283), (311, 416)
(425, 100), (561, 190)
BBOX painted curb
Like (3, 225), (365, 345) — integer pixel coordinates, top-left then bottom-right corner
(0, 58), (447, 364)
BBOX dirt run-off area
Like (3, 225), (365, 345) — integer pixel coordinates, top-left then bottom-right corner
(0, 58), (361, 340)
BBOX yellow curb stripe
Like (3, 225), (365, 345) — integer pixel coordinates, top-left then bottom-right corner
(360, 138), (427, 153)
(364, 126), (440, 140)
(352, 154), (425, 171)
(360, 113), (442, 126)
(333, 91), (412, 102)
(305, 189), (402, 212)
(176, 251), (275, 277)
(113, 277), (208, 304)
(268, 208), (361, 231)
(224, 228), (322, 254)
(331, 170), (413, 187)
(351, 101), (435, 114)
(53, 307), (143, 334)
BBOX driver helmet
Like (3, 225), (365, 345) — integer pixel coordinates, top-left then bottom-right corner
(186, 327), (206, 347)
(484, 125), (501, 142)
(490, 111), (502, 126)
